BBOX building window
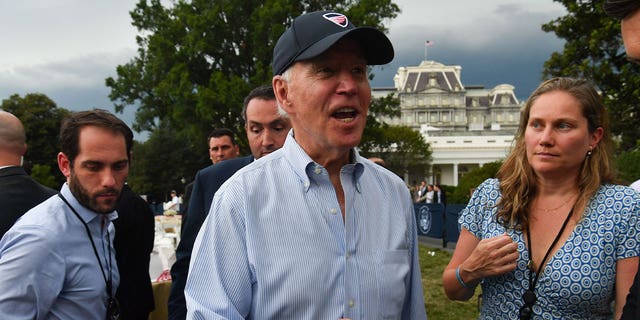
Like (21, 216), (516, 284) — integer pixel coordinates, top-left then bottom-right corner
(500, 94), (509, 105)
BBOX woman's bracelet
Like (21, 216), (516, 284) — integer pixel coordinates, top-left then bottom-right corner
(456, 266), (470, 289)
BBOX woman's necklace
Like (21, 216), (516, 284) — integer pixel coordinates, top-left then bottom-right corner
(533, 193), (576, 213)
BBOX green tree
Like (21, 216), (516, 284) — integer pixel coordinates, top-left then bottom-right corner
(107, 0), (401, 194)
(1, 93), (71, 187)
(360, 92), (401, 152)
(450, 161), (502, 204)
(360, 93), (431, 182)
(616, 148), (640, 185)
(542, 0), (640, 151)
(30, 164), (59, 189)
(361, 124), (432, 182)
(127, 122), (208, 203)
(106, 0), (400, 147)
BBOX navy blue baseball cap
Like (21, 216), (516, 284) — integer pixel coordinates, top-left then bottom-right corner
(272, 10), (394, 75)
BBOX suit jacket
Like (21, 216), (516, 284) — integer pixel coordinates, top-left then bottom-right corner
(114, 184), (156, 320)
(168, 155), (253, 320)
(0, 166), (57, 239)
(622, 268), (640, 320)
(180, 181), (194, 217)
(434, 189), (447, 205)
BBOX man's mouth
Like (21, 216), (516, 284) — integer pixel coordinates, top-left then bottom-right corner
(332, 108), (358, 123)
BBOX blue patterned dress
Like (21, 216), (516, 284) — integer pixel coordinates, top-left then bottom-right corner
(459, 178), (640, 319)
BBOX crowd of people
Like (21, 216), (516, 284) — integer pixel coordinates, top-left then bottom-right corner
(0, 2), (639, 319)
(413, 181), (447, 205)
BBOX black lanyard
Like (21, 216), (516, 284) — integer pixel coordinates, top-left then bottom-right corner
(520, 204), (575, 319)
(58, 194), (114, 300)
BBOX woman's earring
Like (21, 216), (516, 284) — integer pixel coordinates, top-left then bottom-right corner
(587, 146), (593, 157)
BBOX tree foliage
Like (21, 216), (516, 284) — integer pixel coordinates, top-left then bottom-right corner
(615, 148), (640, 185)
(106, 0), (400, 148)
(380, 125), (432, 181)
(359, 93), (431, 181)
(542, 0), (640, 151)
(360, 92), (401, 152)
(127, 123), (207, 203)
(450, 161), (502, 205)
(30, 164), (59, 189)
(106, 0), (404, 194)
(1, 93), (71, 187)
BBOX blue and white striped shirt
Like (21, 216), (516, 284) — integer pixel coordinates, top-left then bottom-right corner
(0, 183), (119, 320)
(185, 132), (427, 319)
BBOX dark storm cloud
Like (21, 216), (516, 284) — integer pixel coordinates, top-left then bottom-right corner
(1, 0), (565, 143)
(371, 2), (566, 101)
(0, 51), (146, 141)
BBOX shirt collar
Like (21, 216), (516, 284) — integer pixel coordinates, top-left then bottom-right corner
(282, 130), (365, 193)
(60, 183), (118, 223)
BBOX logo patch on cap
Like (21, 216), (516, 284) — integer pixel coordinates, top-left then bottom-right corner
(322, 12), (349, 28)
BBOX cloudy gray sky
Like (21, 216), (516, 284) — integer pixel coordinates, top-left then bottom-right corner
(0, 0), (566, 140)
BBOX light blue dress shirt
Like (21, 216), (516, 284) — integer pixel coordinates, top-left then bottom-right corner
(0, 183), (119, 320)
(185, 132), (427, 319)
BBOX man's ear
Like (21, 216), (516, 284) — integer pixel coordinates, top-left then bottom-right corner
(272, 76), (293, 114)
(58, 152), (71, 178)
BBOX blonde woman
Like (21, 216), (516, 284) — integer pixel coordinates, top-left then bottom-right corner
(443, 77), (640, 319)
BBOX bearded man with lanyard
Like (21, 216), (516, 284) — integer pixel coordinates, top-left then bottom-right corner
(0, 109), (132, 320)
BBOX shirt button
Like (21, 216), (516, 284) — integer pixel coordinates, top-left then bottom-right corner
(329, 208), (337, 215)
(348, 300), (355, 308)
(346, 253), (350, 259)
(314, 166), (322, 174)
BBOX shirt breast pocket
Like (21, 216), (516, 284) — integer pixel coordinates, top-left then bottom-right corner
(378, 250), (410, 319)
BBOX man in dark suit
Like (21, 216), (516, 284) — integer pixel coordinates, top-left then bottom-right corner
(0, 111), (57, 239)
(180, 128), (238, 217)
(113, 183), (155, 319)
(604, 2), (640, 319)
(434, 184), (447, 206)
(168, 85), (291, 319)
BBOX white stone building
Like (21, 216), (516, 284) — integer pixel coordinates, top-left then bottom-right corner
(372, 60), (523, 186)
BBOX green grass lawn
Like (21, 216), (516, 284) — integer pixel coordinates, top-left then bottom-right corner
(418, 244), (480, 319)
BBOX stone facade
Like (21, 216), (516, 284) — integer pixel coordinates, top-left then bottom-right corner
(372, 60), (522, 186)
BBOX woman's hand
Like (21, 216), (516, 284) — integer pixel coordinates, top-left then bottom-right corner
(444, 231), (519, 301)
(462, 233), (519, 279)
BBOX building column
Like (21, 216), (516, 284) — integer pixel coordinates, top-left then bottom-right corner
(453, 163), (459, 186)
(429, 164), (434, 184)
